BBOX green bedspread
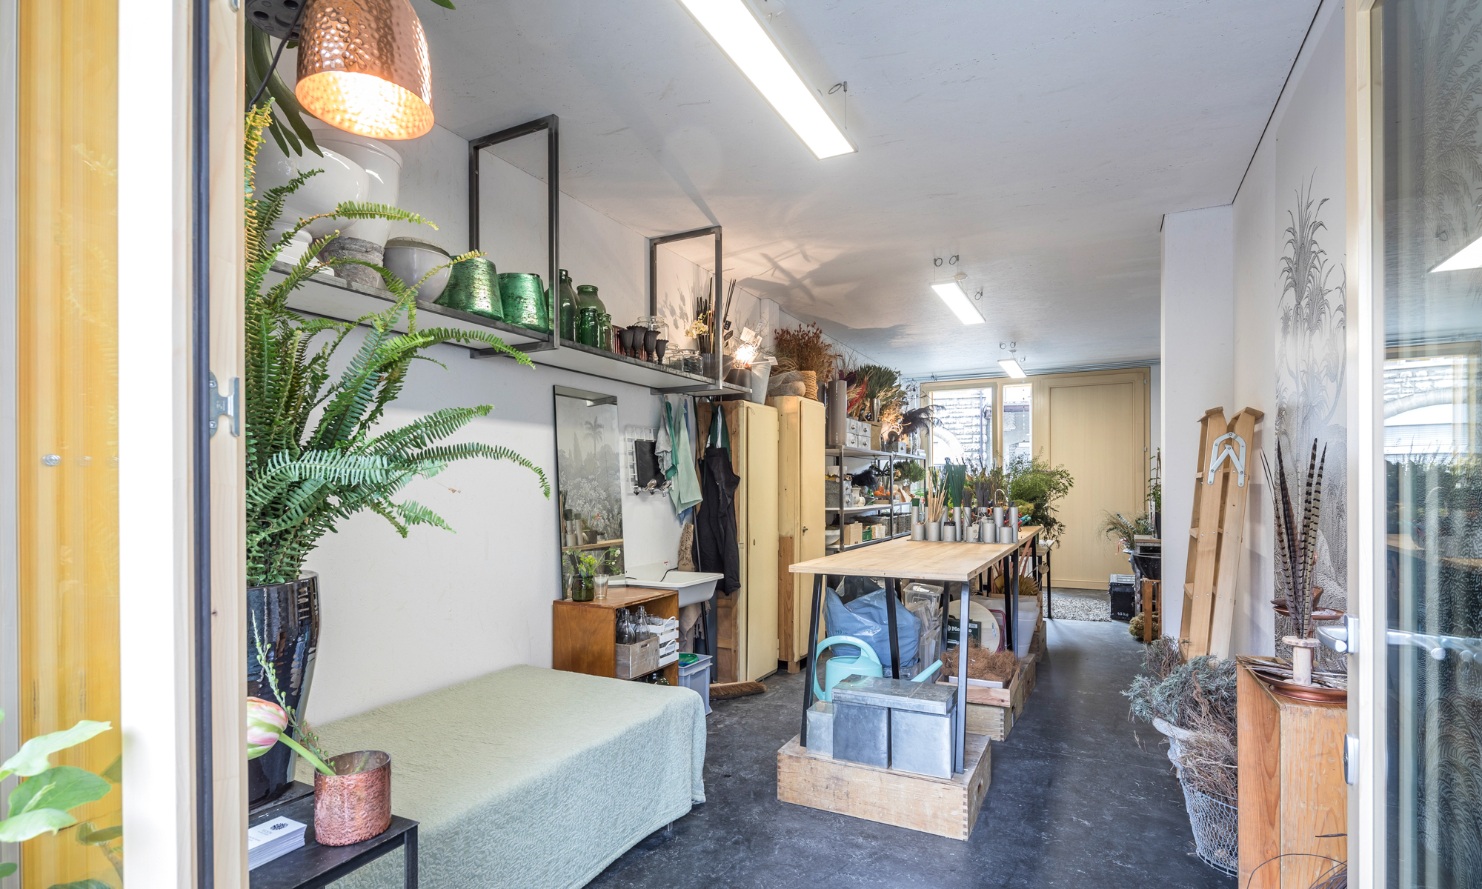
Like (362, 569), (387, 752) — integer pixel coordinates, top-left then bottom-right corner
(295, 665), (706, 888)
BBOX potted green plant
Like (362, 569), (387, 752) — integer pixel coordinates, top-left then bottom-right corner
(568, 552), (601, 602)
(243, 104), (549, 806)
(989, 453), (1075, 540)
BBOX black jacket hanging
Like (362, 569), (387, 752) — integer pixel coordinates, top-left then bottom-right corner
(694, 445), (742, 594)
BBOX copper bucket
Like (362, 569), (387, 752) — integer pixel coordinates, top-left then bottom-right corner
(314, 751), (392, 846)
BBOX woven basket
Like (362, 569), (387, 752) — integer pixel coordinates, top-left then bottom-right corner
(1180, 783), (1239, 876)
(800, 370), (818, 399)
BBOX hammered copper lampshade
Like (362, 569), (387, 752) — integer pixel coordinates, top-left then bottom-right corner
(294, 0), (434, 140)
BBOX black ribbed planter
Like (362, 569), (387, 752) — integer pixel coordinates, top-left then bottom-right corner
(247, 573), (320, 809)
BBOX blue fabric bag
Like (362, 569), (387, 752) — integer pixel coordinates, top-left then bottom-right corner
(824, 586), (920, 670)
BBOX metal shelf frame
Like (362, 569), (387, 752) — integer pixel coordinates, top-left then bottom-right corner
(826, 442), (917, 553)
(468, 114), (559, 358)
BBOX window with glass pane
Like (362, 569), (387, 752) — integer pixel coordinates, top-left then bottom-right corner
(928, 387), (994, 468)
(12, 2), (124, 886)
(1003, 384), (1033, 464)
(1375, 2), (1482, 885)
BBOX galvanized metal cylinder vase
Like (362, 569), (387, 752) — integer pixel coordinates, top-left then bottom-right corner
(247, 573), (321, 808)
(826, 379), (847, 447)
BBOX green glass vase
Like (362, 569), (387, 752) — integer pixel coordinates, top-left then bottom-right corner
(557, 269), (578, 342)
(436, 258), (503, 321)
(497, 272), (550, 332)
(577, 306), (602, 348)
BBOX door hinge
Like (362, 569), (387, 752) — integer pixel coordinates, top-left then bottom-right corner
(209, 373), (241, 437)
(1344, 734), (1359, 786)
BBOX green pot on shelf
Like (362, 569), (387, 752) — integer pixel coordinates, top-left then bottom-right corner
(436, 258), (503, 321)
(497, 272), (550, 333)
(572, 576), (595, 603)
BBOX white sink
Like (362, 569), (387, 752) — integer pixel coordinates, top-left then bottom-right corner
(624, 565), (724, 608)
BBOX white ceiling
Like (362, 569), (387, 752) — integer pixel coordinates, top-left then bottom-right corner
(418, 0), (1318, 378)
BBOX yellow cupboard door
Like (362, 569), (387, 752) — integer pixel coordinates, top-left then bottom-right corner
(1038, 370), (1150, 588)
(14, 1), (125, 886)
(743, 404), (780, 680)
(794, 400), (825, 657)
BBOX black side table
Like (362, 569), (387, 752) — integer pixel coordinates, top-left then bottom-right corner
(249, 783), (418, 889)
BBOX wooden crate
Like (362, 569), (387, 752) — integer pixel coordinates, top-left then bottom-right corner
(777, 732), (992, 840)
(946, 658), (1037, 742)
(614, 637), (658, 680)
(1236, 659), (1347, 888)
(1026, 620), (1046, 664)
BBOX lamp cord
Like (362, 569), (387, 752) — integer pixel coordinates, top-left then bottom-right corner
(248, 1), (310, 109)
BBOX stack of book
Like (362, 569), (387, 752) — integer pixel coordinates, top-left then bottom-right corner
(248, 815), (307, 869)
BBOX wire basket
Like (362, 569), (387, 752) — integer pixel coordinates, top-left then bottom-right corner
(1180, 782), (1239, 876)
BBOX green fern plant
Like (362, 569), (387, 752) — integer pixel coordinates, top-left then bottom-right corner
(245, 104), (548, 586)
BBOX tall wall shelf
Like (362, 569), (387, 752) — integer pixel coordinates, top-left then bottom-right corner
(271, 264), (746, 396)
(826, 446), (928, 553)
(463, 115), (741, 397)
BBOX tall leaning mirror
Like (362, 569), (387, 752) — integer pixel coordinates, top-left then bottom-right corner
(553, 387), (626, 600)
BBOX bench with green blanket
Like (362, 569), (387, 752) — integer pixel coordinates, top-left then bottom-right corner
(297, 665), (707, 888)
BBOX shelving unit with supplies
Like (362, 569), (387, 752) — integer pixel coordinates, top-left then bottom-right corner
(825, 446), (927, 553)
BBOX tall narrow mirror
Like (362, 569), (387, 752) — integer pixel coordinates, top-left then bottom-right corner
(553, 387), (626, 597)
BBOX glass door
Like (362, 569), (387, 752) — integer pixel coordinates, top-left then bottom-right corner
(1364, 1), (1482, 884)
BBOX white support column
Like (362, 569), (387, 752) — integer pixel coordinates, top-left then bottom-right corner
(1159, 205), (1235, 643)
(117, 1), (197, 885)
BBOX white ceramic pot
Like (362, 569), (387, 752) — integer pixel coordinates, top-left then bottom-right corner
(254, 137), (368, 243)
(383, 238), (451, 301)
(308, 122), (403, 249)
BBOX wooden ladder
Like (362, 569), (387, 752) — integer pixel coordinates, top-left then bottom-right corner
(1180, 407), (1263, 659)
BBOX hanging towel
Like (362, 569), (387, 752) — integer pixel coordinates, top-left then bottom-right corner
(695, 443), (742, 595)
(661, 395), (702, 514)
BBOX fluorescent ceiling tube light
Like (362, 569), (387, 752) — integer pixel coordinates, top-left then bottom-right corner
(676, 0), (855, 159)
(999, 357), (1027, 379)
(931, 280), (984, 325)
(1432, 232), (1482, 273)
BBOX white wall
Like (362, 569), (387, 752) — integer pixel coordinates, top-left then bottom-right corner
(1159, 0), (1345, 655)
(304, 125), (778, 723)
(1160, 205), (1235, 642)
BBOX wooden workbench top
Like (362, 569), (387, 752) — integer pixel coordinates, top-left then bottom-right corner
(790, 526), (1041, 582)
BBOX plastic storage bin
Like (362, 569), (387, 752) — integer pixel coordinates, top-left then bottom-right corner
(677, 653), (713, 715)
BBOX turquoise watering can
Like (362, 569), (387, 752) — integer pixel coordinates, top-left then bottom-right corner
(812, 636), (883, 702)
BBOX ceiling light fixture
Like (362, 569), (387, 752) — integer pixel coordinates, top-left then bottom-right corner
(675, 0), (855, 159)
(932, 274), (984, 325)
(999, 342), (1027, 379)
(294, 0), (436, 140)
(1432, 232), (1482, 273)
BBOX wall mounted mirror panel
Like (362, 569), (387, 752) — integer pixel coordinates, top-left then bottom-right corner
(553, 386), (625, 598)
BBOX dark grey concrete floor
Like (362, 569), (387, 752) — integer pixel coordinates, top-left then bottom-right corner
(590, 619), (1235, 888)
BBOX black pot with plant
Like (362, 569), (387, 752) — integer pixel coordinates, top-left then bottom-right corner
(243, 105), (548, 805)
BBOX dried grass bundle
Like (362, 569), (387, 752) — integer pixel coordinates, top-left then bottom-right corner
(989, 573), (1040, 598)
(924, 468), (946, 523)
(942, 643), (1019, 684)
(1176, 715), (1239, 801)
(1142, 637), (1184, 680)
(773, 323), (838, 385)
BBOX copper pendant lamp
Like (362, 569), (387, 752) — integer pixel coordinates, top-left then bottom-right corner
(294, 0), (435, 140)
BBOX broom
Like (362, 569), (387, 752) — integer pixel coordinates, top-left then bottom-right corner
(710, 680), (766, 700)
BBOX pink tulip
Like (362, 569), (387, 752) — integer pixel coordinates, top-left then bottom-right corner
(244, 695), (335, 776)
(246, 697), (288, 760)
